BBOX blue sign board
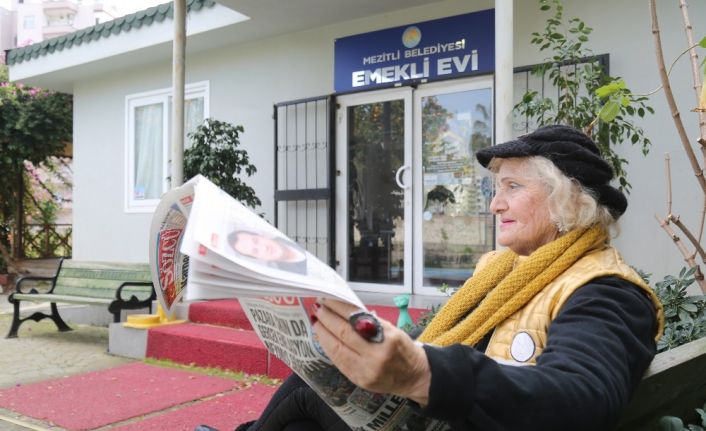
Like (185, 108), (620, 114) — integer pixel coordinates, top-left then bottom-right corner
(334, 10), (495, 93)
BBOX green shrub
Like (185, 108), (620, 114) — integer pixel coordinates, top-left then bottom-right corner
(650, 267), (706, 353)
(184, 118), (261, 209)
(659, 402), (706, 431)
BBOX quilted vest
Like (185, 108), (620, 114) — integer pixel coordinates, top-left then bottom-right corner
(473, 247), (662, 366)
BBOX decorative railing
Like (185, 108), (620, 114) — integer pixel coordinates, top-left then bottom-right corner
(21, 223), (72, 259)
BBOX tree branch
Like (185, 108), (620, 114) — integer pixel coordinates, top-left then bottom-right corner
(678, 0), (706, 138)
(665, 153), (673, 215)
(655, 214), (706, 293)
(650, 0), (706, 194)
(667, 213), (706, 263)
(698, 138), (706, 245)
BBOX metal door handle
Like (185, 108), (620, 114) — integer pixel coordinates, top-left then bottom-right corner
(395, 165), (410, 190)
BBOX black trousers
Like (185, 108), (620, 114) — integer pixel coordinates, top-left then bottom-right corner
(242, 373), (352, 431)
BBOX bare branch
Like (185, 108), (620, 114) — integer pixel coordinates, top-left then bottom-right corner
(665, 153), (673, 215)
(700, 137), (706, 244)
(650, 0), (706, 193)
(655, 214), (706, 293)
(699, 197), (706, 245)
(679, 0), (706, 138)
(667, 214), (706, 263)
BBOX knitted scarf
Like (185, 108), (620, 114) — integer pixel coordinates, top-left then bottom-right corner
(417, 225), (607, 347)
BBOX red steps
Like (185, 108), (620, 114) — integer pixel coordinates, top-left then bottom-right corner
(147, 299), (427, 379)
(146, 323), (291, 379)
(188, 299), (252, 329)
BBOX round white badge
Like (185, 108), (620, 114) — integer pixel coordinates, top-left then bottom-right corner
(510, 332), (536, 363)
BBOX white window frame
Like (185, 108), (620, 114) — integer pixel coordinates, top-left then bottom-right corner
(23, 15), (35, 29)
(125, 81), (210, 213)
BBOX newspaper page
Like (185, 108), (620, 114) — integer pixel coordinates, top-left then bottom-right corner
(149, 175), (450, 431)
(148, 184), (194, 312)
(238, 295), (449, 431)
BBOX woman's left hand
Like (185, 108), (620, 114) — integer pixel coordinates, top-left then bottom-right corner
(312, 298), (431, 406)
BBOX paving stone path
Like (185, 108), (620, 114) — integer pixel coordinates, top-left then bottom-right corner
(0, 294), (133, 430)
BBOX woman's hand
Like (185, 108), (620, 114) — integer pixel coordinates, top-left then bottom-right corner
(312, 298), (431, 407)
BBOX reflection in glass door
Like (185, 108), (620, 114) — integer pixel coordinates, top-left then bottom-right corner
(414, 79), (494, 293)
(336, 90), (412, 293)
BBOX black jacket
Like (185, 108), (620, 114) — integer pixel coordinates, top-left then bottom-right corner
(419, 276), (657, 431)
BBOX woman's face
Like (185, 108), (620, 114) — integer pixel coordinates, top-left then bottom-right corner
(232, 232), (285, 261)
(489, 159), (559, 256)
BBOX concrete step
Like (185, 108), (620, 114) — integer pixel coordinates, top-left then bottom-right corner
(187, 298), (429, 329)
(146, 322), (292, 379)
(188, 299), (252, 329)
(143, 298), (429, 380)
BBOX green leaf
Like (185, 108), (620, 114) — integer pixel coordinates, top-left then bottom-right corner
(697, 407), (706, 426)
(599, 101), (621, 122)
(699, 36), (706, 48)
(680, 303), (698, 313)
(595, 80), (626, 99)
(659, 416), (686, 431)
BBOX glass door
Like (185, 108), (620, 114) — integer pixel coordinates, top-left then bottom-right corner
(336, 89), (413, 294)
(413, 78), (495, 295)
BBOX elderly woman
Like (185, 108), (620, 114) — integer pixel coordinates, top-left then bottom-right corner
(215, 125), (663, 431)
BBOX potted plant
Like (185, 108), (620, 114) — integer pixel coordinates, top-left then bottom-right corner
(184, 118), (261, 209)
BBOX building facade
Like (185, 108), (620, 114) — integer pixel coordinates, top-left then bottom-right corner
(1, 0), (117, 50)
(6, 0), (706, 297)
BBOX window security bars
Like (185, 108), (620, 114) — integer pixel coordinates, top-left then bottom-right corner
(274, 95), (336, 267)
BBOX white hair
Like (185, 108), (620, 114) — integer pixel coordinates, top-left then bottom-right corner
(488, 156), (617, 234)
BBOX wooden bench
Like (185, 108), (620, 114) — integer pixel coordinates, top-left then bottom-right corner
(615, 336), (706, 430)
(6, 259), (155, 338)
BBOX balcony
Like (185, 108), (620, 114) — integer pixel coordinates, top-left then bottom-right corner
(42, 23), (78, 39)
(42, 1), (78, 14)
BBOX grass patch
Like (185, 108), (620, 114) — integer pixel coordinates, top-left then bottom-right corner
(143, 357), (282, 386)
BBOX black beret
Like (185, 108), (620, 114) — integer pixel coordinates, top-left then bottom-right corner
(476, 125), (627, 218)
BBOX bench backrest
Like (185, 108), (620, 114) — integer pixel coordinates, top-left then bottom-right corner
(615, 336), (706, 430)
(53, 260), (153, 300)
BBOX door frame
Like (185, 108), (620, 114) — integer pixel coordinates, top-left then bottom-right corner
(335, 76), (495, 296)
(335, 87), (413, 294)
(412, 76), (494, 296)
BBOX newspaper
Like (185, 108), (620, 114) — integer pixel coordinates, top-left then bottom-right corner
(149, 175), (449, 431)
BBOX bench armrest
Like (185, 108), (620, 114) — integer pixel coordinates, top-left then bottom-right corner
(115, 281), (156, 302)
(13, 275), (56, 294)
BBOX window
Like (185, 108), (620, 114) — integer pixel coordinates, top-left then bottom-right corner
(125, 81), (209, 212)
(23, 15), (35, 29)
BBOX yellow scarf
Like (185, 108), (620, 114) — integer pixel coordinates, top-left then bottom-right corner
(417, 225), (607, 347)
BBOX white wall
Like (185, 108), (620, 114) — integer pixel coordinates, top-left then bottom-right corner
(72, 0), (706, 285)
(513, 0), (705, 285)
(71, 0), (489, 262)
(15, 3), (42, 45)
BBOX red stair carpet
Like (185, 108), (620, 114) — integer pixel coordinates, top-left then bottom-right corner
(0, 362), (264, 431)
(111, 383), (276, 431)
(147, 299), (428, 379)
